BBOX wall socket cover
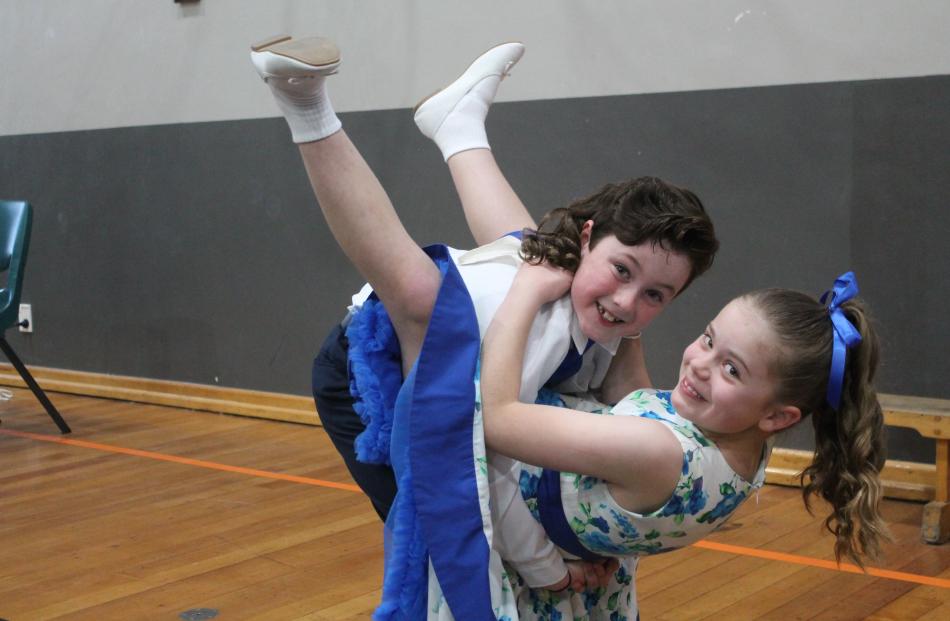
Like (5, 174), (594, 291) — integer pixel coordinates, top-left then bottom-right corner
(18, 303), (33, 333)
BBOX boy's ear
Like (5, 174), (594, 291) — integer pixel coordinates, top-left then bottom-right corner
(580, 220), (594, 251)
(759, 404), (801, 434)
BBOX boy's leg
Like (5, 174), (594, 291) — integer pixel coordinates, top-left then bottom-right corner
(414, 43), (537, 245)
(312, 324), (396, 520)
(252, 36), (439, 370)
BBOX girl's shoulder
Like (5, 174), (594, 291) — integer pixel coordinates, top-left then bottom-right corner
(610, 389), (715, 449)
(610, 388), (771, 487)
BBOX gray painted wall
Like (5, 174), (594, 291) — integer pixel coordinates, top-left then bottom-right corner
(4, 0), (950, 136)
(2, 2), (949, 461)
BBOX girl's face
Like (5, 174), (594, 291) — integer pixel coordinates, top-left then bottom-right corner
(570, 222), (691, 344)
(671, 298), (790, 437)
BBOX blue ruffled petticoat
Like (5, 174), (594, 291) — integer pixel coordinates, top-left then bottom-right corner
(346, 244), (494, 621)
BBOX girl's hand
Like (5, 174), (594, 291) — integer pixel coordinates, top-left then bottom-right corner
(511, 261), (574, 307)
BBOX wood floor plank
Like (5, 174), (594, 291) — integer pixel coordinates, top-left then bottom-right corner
(2, 388), (949, 620)
(867, 594), (949, 620)
(914, 601), (950, 620)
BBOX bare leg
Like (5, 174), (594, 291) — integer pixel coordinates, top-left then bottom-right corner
(447, 149), (536, 245)
(252, 36), (438, 372)
(298, 132), (439, 371)
(414, 43), (537, 246)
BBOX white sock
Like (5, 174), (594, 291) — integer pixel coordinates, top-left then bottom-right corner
(432, 75), (501, 161)
(265, 75), (341, 144)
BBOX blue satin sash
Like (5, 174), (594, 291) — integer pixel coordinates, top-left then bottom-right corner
(537, 468), (605, 562)
(364, 244), (493, 620)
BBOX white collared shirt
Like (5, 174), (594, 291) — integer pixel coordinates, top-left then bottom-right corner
(347, 237), (620, 586)
(349, 236), (619, 401)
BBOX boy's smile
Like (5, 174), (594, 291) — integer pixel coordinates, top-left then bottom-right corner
(570, 222), (690, 344)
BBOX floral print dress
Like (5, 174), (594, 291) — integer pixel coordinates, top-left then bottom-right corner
(502, 388), (771, 621)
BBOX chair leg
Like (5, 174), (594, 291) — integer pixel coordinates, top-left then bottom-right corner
(0, 336), (71, 434)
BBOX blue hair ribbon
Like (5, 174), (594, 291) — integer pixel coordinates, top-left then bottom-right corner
(820, 271), (862, 410)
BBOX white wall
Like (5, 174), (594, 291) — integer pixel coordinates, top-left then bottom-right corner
(3, 0), (950, 136)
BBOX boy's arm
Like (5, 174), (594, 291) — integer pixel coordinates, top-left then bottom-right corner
(597, 337), (652, 404)
(489, 454), (570, 588)
(489, 454), (617, 592)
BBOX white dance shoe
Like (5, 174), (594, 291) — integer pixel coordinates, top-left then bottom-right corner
(249, 35), (343, 143)
(413, 42), (525, 151)
(250, 35), (341, 81)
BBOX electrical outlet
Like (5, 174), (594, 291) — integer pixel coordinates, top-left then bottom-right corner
(18, 303), (33, 333)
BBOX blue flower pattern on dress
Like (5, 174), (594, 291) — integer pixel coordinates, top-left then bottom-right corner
(535, 387), (567, 408)
(520, 470), (542, 521)
(503, 389), (767, 621)
(698, 482), (748, 524)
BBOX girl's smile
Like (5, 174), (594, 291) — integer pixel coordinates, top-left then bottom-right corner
(672, 298), (789, 437)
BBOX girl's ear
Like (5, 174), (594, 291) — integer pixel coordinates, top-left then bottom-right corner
(580, 220), (595, 253)
(759, 405), (802, 434)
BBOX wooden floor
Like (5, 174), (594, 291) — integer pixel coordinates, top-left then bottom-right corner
(1, 389), (948, 620)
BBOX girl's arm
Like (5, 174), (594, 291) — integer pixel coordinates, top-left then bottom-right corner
(480, 264), (682, 514)
(447, 149), (537, 245)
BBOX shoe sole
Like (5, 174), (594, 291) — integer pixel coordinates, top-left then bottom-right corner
(251, 34), (341, 70)
(412, 41), (524, 114)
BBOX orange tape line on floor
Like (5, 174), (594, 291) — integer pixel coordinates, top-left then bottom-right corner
(0, 428), (363, 493)
(692, 540), (950, 589)
(5, 427), (948, 589)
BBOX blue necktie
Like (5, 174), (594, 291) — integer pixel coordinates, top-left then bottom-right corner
(547, 340), (592, 386)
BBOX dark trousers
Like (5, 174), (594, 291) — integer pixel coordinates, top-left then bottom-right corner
(311, 323), (397, 521)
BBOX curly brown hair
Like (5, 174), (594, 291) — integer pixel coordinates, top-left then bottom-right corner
(519, 176), (718, 294)
(742, 288), (889, 568)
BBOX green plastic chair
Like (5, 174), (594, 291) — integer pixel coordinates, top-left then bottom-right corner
(0, 200), (70, 434)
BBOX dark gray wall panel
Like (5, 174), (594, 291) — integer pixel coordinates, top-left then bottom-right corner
(848, 76), (950, 462)
(1, 74), (946, 461)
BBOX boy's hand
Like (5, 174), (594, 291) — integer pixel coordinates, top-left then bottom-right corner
(548, 558), (621, 594)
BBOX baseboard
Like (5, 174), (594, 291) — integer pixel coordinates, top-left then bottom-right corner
(765, 448), (933, 502)
(0, 363), (934, 502)
(0, 363), (318, 426)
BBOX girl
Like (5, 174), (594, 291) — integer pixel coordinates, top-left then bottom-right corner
(303, 39), (716, 528)
(249, 36), (718, 618)
(477, 265), (887, 619)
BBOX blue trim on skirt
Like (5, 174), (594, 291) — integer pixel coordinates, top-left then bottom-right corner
(349, 245), (493, 620)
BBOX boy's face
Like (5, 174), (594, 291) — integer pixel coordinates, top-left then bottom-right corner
(570, 222), (691, 344)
